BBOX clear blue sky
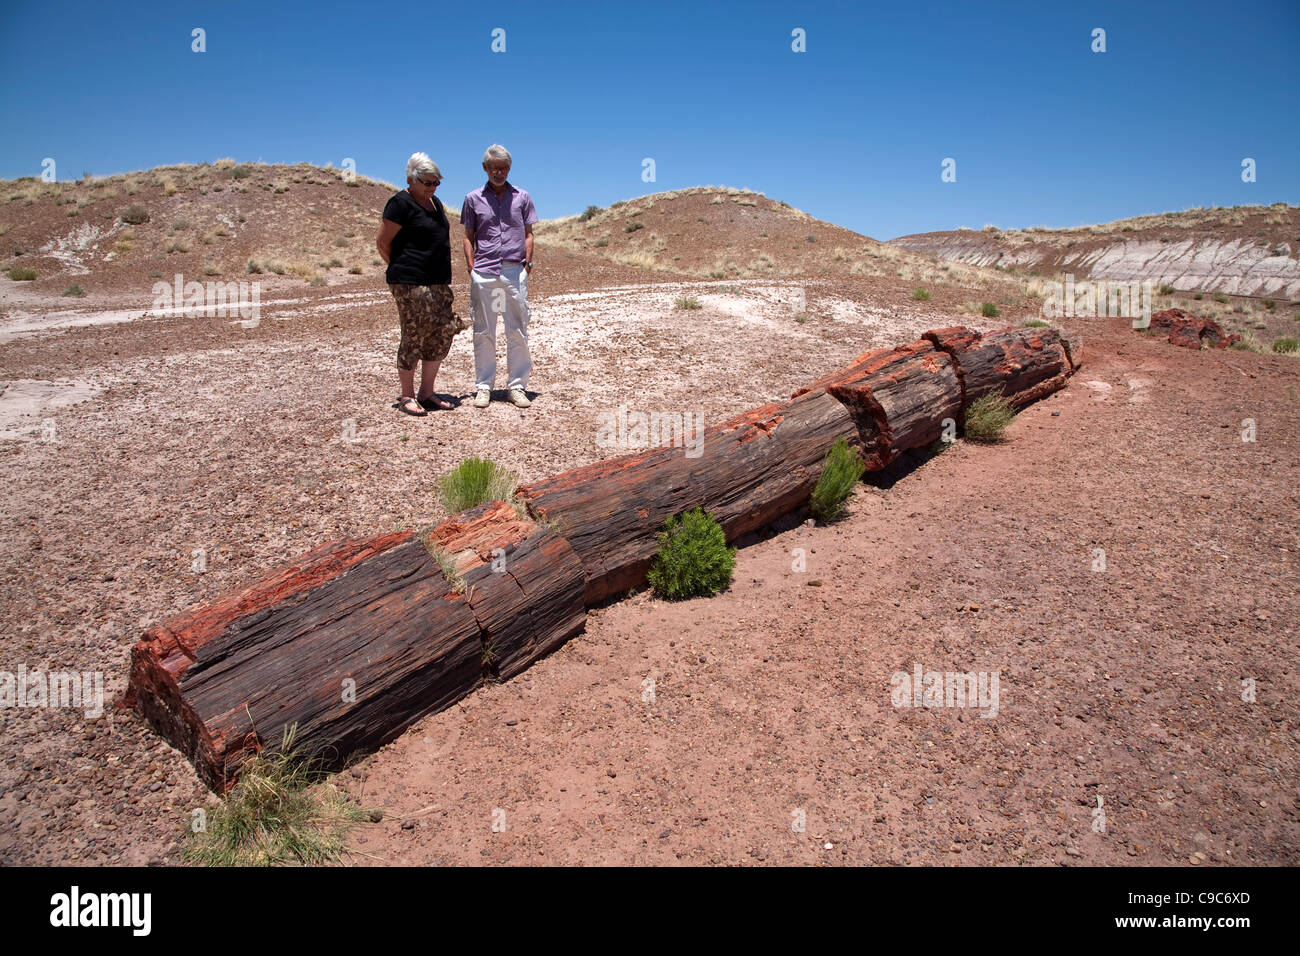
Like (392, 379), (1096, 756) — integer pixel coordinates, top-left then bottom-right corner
(2, 0), (1296, 239)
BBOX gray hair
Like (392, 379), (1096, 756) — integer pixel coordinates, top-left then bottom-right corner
(405, 152), (442, 183)
(482, 144), (512, 167)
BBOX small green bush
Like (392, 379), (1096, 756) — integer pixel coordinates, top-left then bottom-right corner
(1157, 284), (1176, 295)
(980, 302), (1000, 318)
(1193, 292), (1203, 300)
(231, 164), (253, 180)
(810, 438), (865, 524)
(348, 265), (362, 275)
(1021, 319), (1050, 327)
(61, 284), (86, 297)
(1263, 299), (1276, 310)
(963, 393), (1015, 442)
(438, 457), (518, 515)
(912, 288), (931, 301)
(119, 205), (149, 224)
(1213, 292), (1229, 304)
(675, 296), (702, 310)
(579, 205), (601, 221)
(646, 507), (736, 601)
(1272, 337), (1299, 354)
(7, 267), (36, 281)
(625, 221), (644, 233)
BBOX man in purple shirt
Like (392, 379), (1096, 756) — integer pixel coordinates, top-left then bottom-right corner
(462, 144), (538, 408)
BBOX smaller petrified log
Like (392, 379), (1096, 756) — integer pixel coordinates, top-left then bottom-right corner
(1148, 308), (1239, 350)
(924, 326), (1072, 409)
(427, 500), (586, 680)
(128, 532), (483, 792)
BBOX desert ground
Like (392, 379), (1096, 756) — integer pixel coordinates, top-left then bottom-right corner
(1, 166), (1296, 865)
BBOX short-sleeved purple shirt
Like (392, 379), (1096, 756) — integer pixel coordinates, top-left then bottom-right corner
(461, 182), (538, 277)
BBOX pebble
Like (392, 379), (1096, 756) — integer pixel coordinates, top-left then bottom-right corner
(369, 809), (384, 823)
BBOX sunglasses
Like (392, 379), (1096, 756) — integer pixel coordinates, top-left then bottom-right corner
(416, 177), (440, 187)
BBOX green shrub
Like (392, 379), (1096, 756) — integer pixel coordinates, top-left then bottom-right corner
(963, 393), (1015, 442)
(625, 221), (644, 233)
(1022, 319), (1050, 327)
(1263, 299), (1276, 310)
(348, 265), (362, 275)
(231, 164), (253, 180)
(7, 267), (36, 280)
(675, 295), (702, 310)
(1272, 337), (1299, 354)
(980, 302), (1000, 318)
(646, 507), (736, 600)
(1157, 284), (1176, 295)
(912, 288), (931, 301)
(810, 438), (865, 524)
(1193, 292), (1203, 300)
(247, 260), (263, 274)
(61, 284), (85, 297)
(119, 205), (149, 224)
(579, 205), (601, 221)
(1213, 292), (1229, 304)
(181, 725), (364, 867)
(438, 457), (518, 515)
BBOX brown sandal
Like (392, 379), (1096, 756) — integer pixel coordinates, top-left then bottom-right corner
(398, 396), (428, 416)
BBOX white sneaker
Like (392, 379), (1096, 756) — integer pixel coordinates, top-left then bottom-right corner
(508, 388), (532, 408)
(474, 388), (491, 408)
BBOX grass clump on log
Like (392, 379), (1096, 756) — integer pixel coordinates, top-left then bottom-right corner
(809, 437), (865, 524)
(182, 725), (365, 867)
(963, 393), (1015, 442)
(647, 507), (736, 600)
(438, 457), (518, 515)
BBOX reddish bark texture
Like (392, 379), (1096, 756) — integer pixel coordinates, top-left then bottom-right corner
(1147, 308), (1240, 350)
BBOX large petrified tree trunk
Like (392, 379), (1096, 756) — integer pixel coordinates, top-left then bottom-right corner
(128, 532), (483, 792)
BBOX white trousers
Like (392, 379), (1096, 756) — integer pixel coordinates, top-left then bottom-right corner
(469, 264), (531, 391)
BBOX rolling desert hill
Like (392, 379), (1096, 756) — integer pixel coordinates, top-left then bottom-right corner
(0, 163), (1037, 331)
(891, 205), (1300, 300)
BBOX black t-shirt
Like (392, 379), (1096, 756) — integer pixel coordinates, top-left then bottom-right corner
(383, 190), (452, 285)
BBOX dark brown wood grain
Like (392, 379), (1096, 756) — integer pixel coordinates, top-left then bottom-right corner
(518, 389), (864, 604)
(129, 533), (482, 792)
(428, 500), (587, 680)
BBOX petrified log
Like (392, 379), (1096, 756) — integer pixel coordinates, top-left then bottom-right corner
(427, 499), (586, 680)
(1148, 308), (1239, 350)
(923, 326), (1072, 409)
(128, 532), (483, 792)
(518, 388), (863, 604)
(824, 341), (963, 469)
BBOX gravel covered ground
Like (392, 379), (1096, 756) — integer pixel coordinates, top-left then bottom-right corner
(1, 267), (1296, 865)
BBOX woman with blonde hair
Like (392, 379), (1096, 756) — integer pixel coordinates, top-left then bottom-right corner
(376, 152), (464, 414)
